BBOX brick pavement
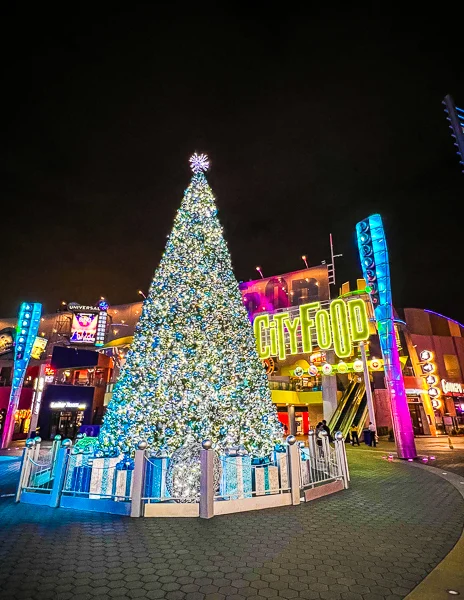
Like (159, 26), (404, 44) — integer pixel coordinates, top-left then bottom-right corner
(0, 448), (463, 600)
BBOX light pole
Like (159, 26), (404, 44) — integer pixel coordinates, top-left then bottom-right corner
(301, 255), (309, 269)
(138, 290), (147, 300)
(255, 266), (264, 279)
(359, 341), (377, 431)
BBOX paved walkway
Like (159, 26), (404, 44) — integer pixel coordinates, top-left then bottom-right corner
(0, 447), (463, 600)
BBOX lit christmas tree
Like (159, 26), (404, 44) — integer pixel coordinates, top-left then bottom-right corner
(100, 154), (282, 457)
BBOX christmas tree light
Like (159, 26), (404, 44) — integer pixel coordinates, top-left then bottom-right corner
(100, 154), (282, 457)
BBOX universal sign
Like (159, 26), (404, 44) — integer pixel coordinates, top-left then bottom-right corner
(254, 298), (370, 360)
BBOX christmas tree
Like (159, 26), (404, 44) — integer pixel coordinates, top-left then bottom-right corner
(100, 154), (282, 457)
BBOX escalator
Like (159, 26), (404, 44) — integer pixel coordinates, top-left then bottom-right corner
(353, 396), (368, 439)
(328, 381), (367, 439)
(328, 380), (358, 433)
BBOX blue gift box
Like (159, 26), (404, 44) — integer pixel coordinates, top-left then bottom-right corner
(220, 455), (252, 500)
(144, 456), (170, 500)
(70, 465), (92, 494)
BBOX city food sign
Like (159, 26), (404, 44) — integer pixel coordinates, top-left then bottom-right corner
(254, 298), (370, 360)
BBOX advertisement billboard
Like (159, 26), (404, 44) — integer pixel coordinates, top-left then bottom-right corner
(30, 336), (48, 359)
(0, 327), (15, 357)
(70, 313), (99, 345)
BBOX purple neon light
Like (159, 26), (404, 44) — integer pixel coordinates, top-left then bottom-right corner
(424, 309), (464, 330)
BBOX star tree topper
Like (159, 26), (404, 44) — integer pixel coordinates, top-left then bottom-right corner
(189, 153), (210, 173)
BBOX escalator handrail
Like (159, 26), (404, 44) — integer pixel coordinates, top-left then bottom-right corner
(333, 381), (360, 432)
(338, 383), (366, 438)
(328, 380), (357, 431)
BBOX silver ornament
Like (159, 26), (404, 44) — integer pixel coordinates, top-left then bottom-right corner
(165, 439), (221, 503)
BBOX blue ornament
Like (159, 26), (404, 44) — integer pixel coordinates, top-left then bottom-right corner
(165, 428), (174, 436)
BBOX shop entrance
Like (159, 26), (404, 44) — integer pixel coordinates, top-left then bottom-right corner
(408, 403), (424, 436)
(50, 410), (85, 439)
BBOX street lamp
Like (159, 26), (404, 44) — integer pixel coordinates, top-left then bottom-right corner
(301, 255), (309, 269)
(255, 266), (264, 279)
(138, 290), (147, 299)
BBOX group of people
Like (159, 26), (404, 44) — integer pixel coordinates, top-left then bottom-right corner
(315, 420), (333, 444)
(284, 419), (378, 447)
(349, 422), (377, 447)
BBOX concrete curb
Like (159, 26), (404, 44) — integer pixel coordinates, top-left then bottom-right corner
(404, 461), (464, 599)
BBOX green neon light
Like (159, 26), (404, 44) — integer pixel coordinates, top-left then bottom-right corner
(273, 313), (288, 360)
(348, 298), (370, 342)
(330, 299), (351, 358)
(254, 298), (371, 360)
(299, 302), (319, 353)
(253, 314), (270, 359)
(315, 309), (332, 350)
(284, 316), (300, 355)
(269, 322), (278, 356)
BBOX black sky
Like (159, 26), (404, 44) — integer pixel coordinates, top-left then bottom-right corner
(2, 8), (463, 320)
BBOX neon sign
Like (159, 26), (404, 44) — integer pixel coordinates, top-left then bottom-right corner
(1, 302), (42, 448)
(253, 298), (369, 360)
(441, 379), (463, 395)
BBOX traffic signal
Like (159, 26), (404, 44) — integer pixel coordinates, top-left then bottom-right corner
(442, 94), (464, 174)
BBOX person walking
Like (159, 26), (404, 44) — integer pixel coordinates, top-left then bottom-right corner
(350, 423), (360, 446)
(315, 422), (323, 454)
(321, 420), (333, 442)
(368, 422), (377, 447)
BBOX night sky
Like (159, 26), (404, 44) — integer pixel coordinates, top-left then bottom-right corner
(2, 8), (463, 320)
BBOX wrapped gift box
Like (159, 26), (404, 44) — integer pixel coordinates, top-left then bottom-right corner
(70, 465), (92, 494)
(144, 456), (170, 500)
(89, 456), (121, 499)
(112, 458), (134, 500)
(64, 453), (93, 492)
(273, 449), (289, 490)
(253, 464), (279, 496)
(300, 454), (311, 487)
(220, 455), (252, 500)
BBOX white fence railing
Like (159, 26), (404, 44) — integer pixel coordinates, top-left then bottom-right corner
(17, 432), (349, 517)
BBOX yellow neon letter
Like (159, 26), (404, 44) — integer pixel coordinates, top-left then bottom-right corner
(330, 299), (351, 358)
(269, 322), (278, 356)
(284, 316), (300, 356)
(299, 302), (320, 353)
(348, 298), (370, 342)
(253, 314), (270, 359)
(273, 313), (289, 360)
(316, 309), (332, 350)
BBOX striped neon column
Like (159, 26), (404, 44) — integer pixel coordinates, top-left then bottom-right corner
(356, 215), (416, 459)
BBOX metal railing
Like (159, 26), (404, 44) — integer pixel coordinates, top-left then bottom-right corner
(17, 432), (350, 517)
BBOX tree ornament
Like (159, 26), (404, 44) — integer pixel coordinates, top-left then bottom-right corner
(165, 439), (221, 502)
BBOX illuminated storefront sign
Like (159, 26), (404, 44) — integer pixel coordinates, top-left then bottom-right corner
(67, 303), (99, 312)
(50, 401), (87, 410)
(441, 379), (464, 395)
(254, 298), (370, 360)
